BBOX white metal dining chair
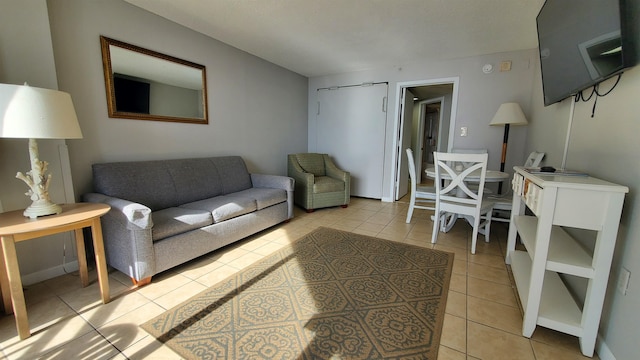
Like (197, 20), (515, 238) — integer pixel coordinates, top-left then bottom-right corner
(488, 151), (545, 222)
(405, 148), (436, 223)
(450, 148), (488, 169)
(431, 152), (494, 254)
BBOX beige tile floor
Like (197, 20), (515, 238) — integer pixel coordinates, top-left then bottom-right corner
(0, 197), (598, 359)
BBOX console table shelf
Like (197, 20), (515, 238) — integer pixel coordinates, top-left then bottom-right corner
(506, 166), (628, 357)
(510, 250), (583, 336)
(514, 216), (594, 278)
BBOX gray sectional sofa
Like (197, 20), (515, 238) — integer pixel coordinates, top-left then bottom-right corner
(83, 156), (294, 285)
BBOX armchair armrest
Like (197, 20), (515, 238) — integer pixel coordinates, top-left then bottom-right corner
(325, 158), (350, 182)
(287, 159), (314, 183)
(324, 155), (350, 201)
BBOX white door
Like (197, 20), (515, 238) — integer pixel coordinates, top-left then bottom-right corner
(316, 83), (387, 198)
(395, 88), (414, 200)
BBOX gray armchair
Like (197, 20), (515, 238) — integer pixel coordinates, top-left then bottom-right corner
(287, 153), (350, 212)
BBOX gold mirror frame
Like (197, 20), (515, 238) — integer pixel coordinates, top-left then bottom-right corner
(100, 36), (208, 124)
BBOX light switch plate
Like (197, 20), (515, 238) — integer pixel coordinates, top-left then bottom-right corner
(618, 267), (631, 295)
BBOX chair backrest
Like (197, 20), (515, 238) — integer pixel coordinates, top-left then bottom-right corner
(450, 148), (487, 169)
(293, 153), (326, 176)
(524, 151), (545, 167)
(433, 152), (488, 215)
(451, 148), (488, 154)
(406, 148), (418, 192)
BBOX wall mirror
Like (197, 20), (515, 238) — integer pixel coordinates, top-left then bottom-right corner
(100, 36), (208, 124)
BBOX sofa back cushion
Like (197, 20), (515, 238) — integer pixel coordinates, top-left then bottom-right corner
(209, 156), (253, 194)
(165, 158), (224, 205)
(92, 156), (252, 211)
(92, 161), (178, 211)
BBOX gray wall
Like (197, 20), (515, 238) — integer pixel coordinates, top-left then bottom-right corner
(309, 43), (638, 359)
(3, 2), (637, 358)
(0, 0), (76, 282)
(46, 0), (308, 198)
(527, 56), (640, 360)
(308, 50), (537, 201)
(0, 0), (308, 284)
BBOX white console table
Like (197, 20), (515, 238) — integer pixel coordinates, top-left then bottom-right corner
(505, 166), (628, 357)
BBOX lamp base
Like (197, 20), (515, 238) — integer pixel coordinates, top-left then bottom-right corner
(23, 200), (61, 219)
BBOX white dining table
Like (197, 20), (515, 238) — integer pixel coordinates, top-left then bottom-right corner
(424, 167), (510, 183)
(424, 166), (509, 233)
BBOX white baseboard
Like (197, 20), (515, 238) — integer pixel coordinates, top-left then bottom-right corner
(21, 261), (79, 286)
(597, 334), (616, 360)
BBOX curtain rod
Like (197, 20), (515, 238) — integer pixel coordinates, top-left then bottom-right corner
(317, 81), (388, 91)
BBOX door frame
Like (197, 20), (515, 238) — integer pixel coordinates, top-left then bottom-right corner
(390, 77), (459, 202)
(394, 87), (415, 201)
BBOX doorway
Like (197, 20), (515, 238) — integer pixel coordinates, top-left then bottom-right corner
(417, 97), (445, 183)
(392, 78), (459, 201)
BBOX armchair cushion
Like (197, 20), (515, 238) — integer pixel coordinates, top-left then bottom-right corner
(314, 176), (345, 193)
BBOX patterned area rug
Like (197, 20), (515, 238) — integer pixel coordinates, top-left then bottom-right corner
(141, 227), (454, 359)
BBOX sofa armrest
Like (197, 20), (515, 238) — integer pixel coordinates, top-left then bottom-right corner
(251, 173), (294, 191)
(251, 173), (295, 219)
(83, 192), (156, 281)
(83, 193), (153, 230)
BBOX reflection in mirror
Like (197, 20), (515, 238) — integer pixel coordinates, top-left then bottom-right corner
(100, 36), (208, 124)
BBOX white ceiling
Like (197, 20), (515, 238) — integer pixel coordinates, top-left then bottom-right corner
(124, 0), (546, 77)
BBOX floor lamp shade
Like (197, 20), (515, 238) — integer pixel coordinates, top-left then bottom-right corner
(0, 83), (83, 218)
(489, 102), (528, 193)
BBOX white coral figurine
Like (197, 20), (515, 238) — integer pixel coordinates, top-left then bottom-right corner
(16, 158), (51, 202)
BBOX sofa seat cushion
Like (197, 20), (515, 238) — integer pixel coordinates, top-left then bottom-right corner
(232, 188), (287, 210)
(181, 195), (257, 223)
(152, 207), (214, 241)
(313, 176), (345, 193)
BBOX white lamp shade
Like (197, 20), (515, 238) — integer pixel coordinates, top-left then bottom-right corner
(489, 102), (528, 126)
(0, 83), (83, 139)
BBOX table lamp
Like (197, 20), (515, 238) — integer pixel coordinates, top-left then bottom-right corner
(489, 102), (528, 194)
(0, 83), (83, 218)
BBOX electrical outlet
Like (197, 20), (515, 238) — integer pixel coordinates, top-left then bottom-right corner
(461, 127), (468, 137)
(618, 267), (631, 295)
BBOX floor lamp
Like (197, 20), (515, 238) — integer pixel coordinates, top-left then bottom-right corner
(0, 83), (83, 218)
(489, 102), (528, 194)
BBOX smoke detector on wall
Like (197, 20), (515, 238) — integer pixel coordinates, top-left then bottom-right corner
(482, 64), (494, 74)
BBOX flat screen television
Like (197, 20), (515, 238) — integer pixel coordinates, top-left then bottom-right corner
(537, 0), (639, 106)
